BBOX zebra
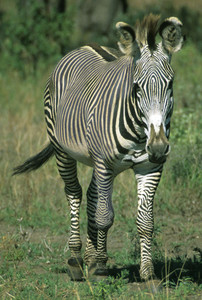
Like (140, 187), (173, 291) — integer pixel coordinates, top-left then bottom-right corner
(13, 14), (184, 281)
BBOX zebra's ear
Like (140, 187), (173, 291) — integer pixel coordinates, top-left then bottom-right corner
(159, 17), (185, 53)
(116, 22), (139, 56)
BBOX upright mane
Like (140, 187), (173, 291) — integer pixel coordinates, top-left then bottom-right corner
(135, 14), (160, 51)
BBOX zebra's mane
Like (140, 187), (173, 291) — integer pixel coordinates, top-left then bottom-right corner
(135, 14), (160, 51)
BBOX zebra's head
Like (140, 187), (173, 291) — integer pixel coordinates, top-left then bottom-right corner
(116, 15), (184, 164)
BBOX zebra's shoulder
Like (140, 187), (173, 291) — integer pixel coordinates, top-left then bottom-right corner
(82, 43), (123, 62)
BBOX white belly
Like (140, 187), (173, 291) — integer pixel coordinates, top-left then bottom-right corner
(62, 142), (94, 167)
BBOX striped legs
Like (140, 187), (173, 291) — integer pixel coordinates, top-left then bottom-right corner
(94, 164), (114, 268)
(135, 170), (162, 280)
(85, 170), (98, 265)
(85, 164), (114, 274)
(55, 150), (83, 279)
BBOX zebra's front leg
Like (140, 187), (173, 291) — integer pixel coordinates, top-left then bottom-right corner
(135, 170), (162, 281)
(95, 165), (114, 271)
(86, 165), (114, 277)
(56, 152), (83, 280)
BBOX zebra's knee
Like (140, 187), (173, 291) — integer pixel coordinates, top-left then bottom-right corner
(95, 208), (114, 231)
(95, 217), (114, 231)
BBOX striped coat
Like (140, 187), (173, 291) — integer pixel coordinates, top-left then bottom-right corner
(13, 14), (184, 281)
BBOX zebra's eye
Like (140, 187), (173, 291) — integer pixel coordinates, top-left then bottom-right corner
(133, 83), (141, 99)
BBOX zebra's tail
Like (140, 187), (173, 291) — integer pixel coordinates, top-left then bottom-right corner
(13, 143), (54, 175)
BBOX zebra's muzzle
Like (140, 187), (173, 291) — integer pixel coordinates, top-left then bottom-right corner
(147, 152), (168, 164)
(146, 123), (170, 164)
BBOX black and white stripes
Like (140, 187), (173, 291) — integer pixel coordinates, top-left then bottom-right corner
(14, 14), (184, 281)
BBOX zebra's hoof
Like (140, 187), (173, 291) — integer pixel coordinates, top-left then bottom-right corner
(86, 262), (108, 281)
(68, 257), (84, 281)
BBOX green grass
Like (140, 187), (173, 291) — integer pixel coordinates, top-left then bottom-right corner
(0, 40), (202, 299)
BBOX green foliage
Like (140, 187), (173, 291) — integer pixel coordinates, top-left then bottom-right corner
(0, 0), (75, 74)
(92, 272), (128, 299)
(171, 110), (199, 144)
(166, 277), (202, 298)
(168, 107), (201, 188)
(1, 0), (201, 77)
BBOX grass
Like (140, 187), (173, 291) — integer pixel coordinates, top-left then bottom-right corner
(0, 40), (202, 299)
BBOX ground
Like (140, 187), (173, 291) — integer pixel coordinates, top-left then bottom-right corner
(0, 165), (201, 299)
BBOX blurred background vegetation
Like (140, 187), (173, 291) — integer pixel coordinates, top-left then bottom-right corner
(0, 0), (201, 74)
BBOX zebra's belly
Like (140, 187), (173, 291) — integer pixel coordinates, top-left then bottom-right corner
(61, 142), (94, 167)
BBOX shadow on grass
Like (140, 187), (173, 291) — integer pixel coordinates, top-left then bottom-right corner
(54, 257), (201, 285)
(107, 257), (202, 284)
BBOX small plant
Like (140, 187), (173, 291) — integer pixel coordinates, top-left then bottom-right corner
(92, 271), (128, 299)
(175, 277), (201, 298)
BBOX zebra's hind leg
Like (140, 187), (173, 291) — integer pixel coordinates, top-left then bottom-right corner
(85, 170), (98, 268)
(55, 150), (83, 281)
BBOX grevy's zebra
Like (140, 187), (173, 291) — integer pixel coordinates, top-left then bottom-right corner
(13, 15), (184, 281)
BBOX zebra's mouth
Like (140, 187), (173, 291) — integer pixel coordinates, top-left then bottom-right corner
(148, 154), (167, 164)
